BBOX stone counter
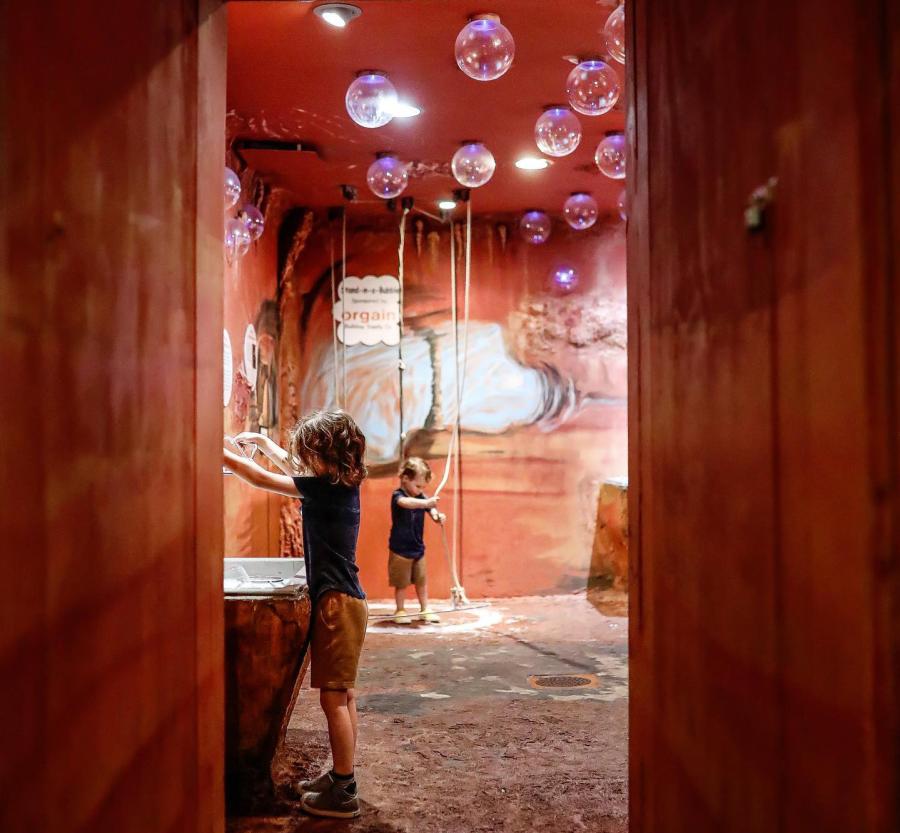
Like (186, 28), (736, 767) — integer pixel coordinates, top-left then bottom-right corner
(590, 477), (629, 591)
(225, 588), (312, 814)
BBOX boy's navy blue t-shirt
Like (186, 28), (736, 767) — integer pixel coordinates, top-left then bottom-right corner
(292, 476), (366, 602)
(388, 488), (426, 559)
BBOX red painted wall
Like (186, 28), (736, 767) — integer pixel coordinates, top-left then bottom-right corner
(288, 213), (628, 599)
(0, 3), (226, 831)
(223, 187), (282, 557)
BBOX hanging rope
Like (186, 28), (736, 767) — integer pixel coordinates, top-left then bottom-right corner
(435, 202), (474, 497)
(461, 200), (473, 398)
(452, 200), (474, 598)
(434, 220), (458, 496)
(429, 200), (476, 608)
(397, 206), (410, 459)
(340, 207), (348, 408)
(451, 243), (463, 597)
(369, 202), (486, 622)
(329, 215), (339, 407)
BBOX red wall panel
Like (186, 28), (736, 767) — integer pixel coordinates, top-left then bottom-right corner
(0, 3), (226, 831)
(223, 191), (282, 558)
(628, 0), (900, 830)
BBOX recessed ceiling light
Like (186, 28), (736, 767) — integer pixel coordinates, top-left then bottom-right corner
(313, 3), (362, 28)
(516, 156), (552, 170)
(388, 102), (422, 118)
(438, 200), (457, 211)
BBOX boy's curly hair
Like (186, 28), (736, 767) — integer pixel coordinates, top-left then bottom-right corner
(289, 410), (368, 487)
(398, 457), (432, 482)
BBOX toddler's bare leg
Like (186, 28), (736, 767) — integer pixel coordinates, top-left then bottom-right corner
(415, 581), (430, 612)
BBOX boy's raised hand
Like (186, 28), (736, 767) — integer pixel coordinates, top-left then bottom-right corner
(233, 431), (264, 454)
(233, 430), (262, 444)
(424, 496), (439, 509)
(234, 432), (293, 474)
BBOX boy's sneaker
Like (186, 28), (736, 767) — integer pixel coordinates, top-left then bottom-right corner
(394, 610), (412, 624)
(301, 779), (361, 819)
(297, 769), (333, 796)
(420, 609), (440, 623)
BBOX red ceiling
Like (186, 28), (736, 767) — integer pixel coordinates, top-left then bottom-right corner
(227, 0), (625, 218)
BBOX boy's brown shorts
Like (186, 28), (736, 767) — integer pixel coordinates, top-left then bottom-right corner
(388, 551), (426, 589)
(309, 590), (368, 690)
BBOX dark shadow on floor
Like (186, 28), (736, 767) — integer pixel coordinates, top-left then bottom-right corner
(229, 594), (628, 833)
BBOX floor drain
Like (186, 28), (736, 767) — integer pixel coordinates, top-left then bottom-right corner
(528, 674), (598, 690)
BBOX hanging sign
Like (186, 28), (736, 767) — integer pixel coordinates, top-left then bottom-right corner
(333, 274), (400, 346)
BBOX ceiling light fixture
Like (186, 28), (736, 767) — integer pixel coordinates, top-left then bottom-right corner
(313, 3), (362, 28)
(388, 102), (422, 118)
(516, 156), (551, 170)
(438, 199), (458, 211)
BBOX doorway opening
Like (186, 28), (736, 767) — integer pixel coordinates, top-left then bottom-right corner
(221, 2), (630, 829)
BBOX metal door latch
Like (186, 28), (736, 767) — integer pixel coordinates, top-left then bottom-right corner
(744, 177), (778, 232)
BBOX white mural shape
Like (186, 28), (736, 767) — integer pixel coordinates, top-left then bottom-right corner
(299, 320), (617, 464)
(243, 323), (258, 389)
(223, 329), (233, 407)
(333, 274), (400, 346)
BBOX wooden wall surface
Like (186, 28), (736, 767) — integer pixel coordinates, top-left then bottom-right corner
(627, 0), (899, 830)
(0, 3), (226, 832)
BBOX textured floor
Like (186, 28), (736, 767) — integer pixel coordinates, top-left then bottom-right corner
(228, 593), (628, 832)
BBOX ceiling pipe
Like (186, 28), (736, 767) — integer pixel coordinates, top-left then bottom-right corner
(414, 206), (448, 224)
(231, 138), (320, 168)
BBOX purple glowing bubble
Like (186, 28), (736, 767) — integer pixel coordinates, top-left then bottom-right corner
(551, 264), (579, 292)
(595, 133), (627, 179)
(520, 210), (552, 245)
(367, 154), (409, 199)
(617, 188), (628, 221)
(225, 167), (241, 209)
(604, 5), (626, 64)
(240, 204), (265, 241)
(451, 142), (496, 188)
(345, 72), (397, 128)
(563, 192), (598, 230)
(534, 107), (582, 158)
(225, 217), (251, 262)
(566, 59), (620, 117)
(455, 15), (515, 82)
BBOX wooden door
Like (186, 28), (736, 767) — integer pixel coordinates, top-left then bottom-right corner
(627, 0), (899, 830)
(0, 3), (227, 831)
